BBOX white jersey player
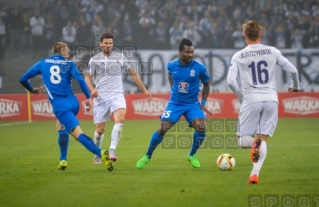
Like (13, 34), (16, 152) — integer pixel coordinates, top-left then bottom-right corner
(227, 20), (300, 184)
(85, 32), (151, 164)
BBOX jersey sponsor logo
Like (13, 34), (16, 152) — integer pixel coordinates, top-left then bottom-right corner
(132, 97), (168, 116)
(0, 99), (21, 117)
(231, 99), (241, 113)
(32, 99), (55, 117)
(282, 96), (319, 115)
(177, 82), (189, 93)
(190, 69), (195, 77)
(205, 98), (223, 114)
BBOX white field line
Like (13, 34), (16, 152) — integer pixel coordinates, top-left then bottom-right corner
(267, 144), (319, 146)
(0, 121), (32, 127)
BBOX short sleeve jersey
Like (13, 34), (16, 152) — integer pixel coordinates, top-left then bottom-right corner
(87, 51), (131, 93)
(168, 59), (210, 105)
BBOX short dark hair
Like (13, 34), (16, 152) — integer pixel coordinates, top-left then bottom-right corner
(179, 38), (193, 51)
(100, 32), (113, 42)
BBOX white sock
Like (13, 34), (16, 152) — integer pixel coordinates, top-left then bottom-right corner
(94, 131), (104, 148)
(110, 123), (123, 150)
(238, 135), (254, 148)
(251, 141), (267, 176)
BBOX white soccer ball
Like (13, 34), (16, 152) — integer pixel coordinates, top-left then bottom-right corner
(216, 153), (236, 171)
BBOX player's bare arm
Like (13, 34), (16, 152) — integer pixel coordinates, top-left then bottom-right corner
(128, 67), (152, 101)
(168, 73), (173, 88)
(84, 74), (98, 98)
(200, 82), (212, 115)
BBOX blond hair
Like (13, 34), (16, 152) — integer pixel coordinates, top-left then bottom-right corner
(242, 20), (262, 41)
(51, 42), (68, 54)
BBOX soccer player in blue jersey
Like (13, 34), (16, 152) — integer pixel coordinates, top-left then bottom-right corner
(136, 38), (212, 169)
(19, 42), (114, 171)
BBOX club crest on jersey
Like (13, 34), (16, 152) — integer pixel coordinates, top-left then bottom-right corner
(190, 69), (195, 77)
(178, 82), (189, 93)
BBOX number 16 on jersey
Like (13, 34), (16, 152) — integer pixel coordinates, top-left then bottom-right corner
(248, 61), (269, 85)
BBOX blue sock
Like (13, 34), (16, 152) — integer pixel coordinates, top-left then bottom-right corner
(58, 130), (69, 161)
(146, 131), (163, 158)
(189, 131), (206, 156)
(78, 133), (101, 158)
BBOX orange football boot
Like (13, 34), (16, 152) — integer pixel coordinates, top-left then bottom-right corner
(247, 174), (259, 184)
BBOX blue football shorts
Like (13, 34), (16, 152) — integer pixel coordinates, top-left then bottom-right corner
(51, 94), (80, 132)
(160, 103), (205, 124)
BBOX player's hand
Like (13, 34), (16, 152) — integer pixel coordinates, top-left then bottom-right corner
(201, 105), (213, 116)
(288, 87), (300, 93)
(84, 98), (92, 112)
(91, 89), (98, 98)
(143, 89), (152, 102)
(31, 87), (43, 95)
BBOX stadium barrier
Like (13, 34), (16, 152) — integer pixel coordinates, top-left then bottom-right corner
(73, 49), (319, 93)
(1, 93), (319, 121)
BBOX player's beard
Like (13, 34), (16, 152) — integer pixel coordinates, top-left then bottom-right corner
(103, 48), (112, 56)
(184, 57), (192, 64)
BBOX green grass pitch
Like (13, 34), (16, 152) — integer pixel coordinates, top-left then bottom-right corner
(0, 118), (318, 207)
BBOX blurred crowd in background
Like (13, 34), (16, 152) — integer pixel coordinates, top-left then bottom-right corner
(0, 0), (319, 59)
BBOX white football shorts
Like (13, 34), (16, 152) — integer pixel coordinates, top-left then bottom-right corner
(93, 92), (126, 123)
(238, 101), (278, 137)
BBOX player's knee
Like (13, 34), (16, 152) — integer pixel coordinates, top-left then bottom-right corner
(96, 124), (105, 135)
(157, 129), (167, 137)
(56, 121), (65, 131)
(158, 121), (174, 136)
(113, 109), (126, 123)
(116, 116), (125, 123)
(96, 129), (104, 135)
(194, 121), (206, 132)
(70, 126), (82, 140)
